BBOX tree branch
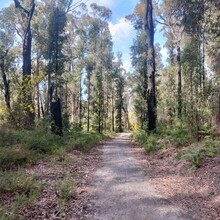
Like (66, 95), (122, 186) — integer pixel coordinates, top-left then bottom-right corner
(68, 0), (89, 12)
(14, 0), (29, 15)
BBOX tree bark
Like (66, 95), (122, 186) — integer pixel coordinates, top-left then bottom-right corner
(0, 50), (11, 110)
(145, 0), (156, 131)
(87, 70), (91, 132)
(79, 71), (82, 128)
(177, 46), (182, 118)
(36, 52), (40, 118)
(112, 91), (115, 132)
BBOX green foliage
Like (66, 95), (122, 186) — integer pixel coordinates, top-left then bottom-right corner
(0, 127), (63, 170)
(0, 146), (29, 170)
(133, 130), (159, 154)
(133, 130), (147, 145)
(0, 170), (41, 194)
(0, 124), (107, 171)
(66, 131), (103, 152)
(179, 139), (220, 167)
(0, 170), (42, 219)
(135, 125), (220, 168)
(56, 174), (77, 211)
(56, 174), (76, 202)
(143, 135), (158, 154)
(164, 125), (192, 146)
(134, 125), (194, 154)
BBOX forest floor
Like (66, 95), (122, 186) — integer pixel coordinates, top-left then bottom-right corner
(1, 132), (219, 219)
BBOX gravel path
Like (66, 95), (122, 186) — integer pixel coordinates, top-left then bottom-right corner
(88, 133), (190, 220)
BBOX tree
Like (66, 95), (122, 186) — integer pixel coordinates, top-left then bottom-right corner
(156, 0), (184, 119)
(0, 30), (13, 111)
(14, 0), (35, 129)
(114, 52), (124, 132)
(145, 0), (156, 131)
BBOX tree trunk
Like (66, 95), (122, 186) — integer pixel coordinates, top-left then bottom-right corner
(14, 0), (35, 129)
(123, 107), (130, 130)
(177, 46), (182, 119)
(145, 0), (156, 131)
(87, 71), (91, 132)
(112, 92), (115, 132)
(36, 52), (40, 118)
(79, 72), (82, 128)
(0, 50), (11, 110)
(51, 98), (63, 136)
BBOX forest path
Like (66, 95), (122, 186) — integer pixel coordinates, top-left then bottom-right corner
(87, 133), (190, 220)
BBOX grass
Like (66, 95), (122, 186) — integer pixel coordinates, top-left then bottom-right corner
(0, 170), (41, 194)
(0, 126), (109, 171)
(179, 139), (220, 167)
(0, 170), (42, 219)
(133, 125), (220, 167)
(0, 125), (109, 219)
(133, 125), (193, 154)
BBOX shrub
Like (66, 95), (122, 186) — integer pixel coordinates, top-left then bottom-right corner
(0, 170), (41, 194)
(134, 130), (159, 154)
(143, 135), (158, 154)
(179, 139), (220, 167)
(0, 146), (29, 170)
(66, 132), (103, 152)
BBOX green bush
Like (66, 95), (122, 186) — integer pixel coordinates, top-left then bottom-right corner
(0, 171), (42, 219)
(134, 130), (159, 154)
(70, 132), (103, 152)
(0, 126), (105, 170)
(134, 125), (194, 154)
(56, 174), (76, 202)
(0, 128), (64, 170)
(0, 170), (41, 194)
(181, 150), (202, 167)
(143, 135), (158, 154)
(164, 126), (192, 146)
(133, 130), (148, 145)
(179, 139), (220, 167)
(0, 147), (29, 170)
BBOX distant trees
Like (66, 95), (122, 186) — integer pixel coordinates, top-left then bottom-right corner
(128, 0), (220, 137)
(0, 1), (130, 134)
(1, 0), (218, 137)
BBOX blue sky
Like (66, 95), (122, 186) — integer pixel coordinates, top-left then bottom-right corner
(0, 0), (167, 71)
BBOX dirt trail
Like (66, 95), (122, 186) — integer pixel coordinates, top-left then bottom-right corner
(87, 133), (190, 220)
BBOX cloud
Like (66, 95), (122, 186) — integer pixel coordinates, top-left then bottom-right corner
(108, 18), (134, 43)
(108, 18), (135, 72)
(160, 47), (168, 65)
(123, 60), (132, 72)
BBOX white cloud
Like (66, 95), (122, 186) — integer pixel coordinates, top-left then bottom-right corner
(108, 18), (135, 72)
(109, 18), (134, 42)
(160, 47), (168, 65)
(123, 60), (132, 72)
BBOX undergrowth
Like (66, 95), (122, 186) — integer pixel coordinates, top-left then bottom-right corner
(133, 125), (220, 167)
(0, 126), (109, 171)
(0, 170), (42, 219)
(0, 125), (110, 219)
(178, 139), (220, 167)
(133, 125), (193, 154)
